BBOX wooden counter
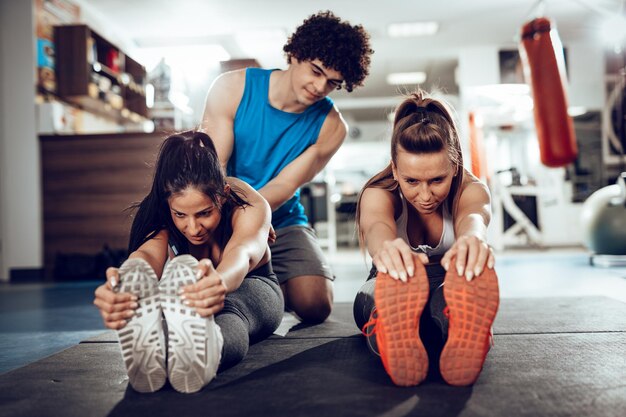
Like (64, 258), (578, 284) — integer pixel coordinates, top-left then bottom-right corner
(40, 132), (166, 279)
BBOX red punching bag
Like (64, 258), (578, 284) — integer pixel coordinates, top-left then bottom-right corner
(519, 17), (578, 167)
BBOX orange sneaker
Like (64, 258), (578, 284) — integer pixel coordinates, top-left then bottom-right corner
(439, 265), (499, 386)
(363, 266), (430, 386)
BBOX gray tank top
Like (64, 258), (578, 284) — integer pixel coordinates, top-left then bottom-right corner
(395, 194), (455, 257)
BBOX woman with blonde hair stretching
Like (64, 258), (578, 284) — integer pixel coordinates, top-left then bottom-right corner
(353, 90), (499, 386)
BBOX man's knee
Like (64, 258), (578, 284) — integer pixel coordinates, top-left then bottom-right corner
(284, 276), (333, 324)
(291, 297), (332, 324)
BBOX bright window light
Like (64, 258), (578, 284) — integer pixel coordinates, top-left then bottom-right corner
(388, 22), (439, 38)
(145, 83), (154, 108)
(568, 106), (587, 117)
(386, 72), (427, 85)
(600, 14), (626, 47)
(168, 91), (193, 114)
(234, 29), (287, 69)
(135, 44), (230, 85)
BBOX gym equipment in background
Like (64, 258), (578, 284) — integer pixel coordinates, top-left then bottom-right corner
(519, 17), (578, 167)
(580, 172), (626, 267)
(491, 168), (542, 250)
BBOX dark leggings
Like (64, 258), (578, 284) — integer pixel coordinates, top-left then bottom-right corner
(215, 263), (284, 370)
(353, 263), (449, 370)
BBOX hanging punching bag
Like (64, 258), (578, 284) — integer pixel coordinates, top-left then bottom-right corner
(519, 17), (578, 167)
(468, 111), (488, 181)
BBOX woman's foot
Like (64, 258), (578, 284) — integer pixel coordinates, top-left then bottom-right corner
(365, 265), (430, 386)
(439, 266), (499, 386)
(116, 258), (167, 393)
(159, 255), (223, 393)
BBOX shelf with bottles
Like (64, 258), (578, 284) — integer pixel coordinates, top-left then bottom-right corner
(53, 24), (148, 123)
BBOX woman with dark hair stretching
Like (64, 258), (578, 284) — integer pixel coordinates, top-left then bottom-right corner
(93, 131), (283, 393)
(353, 90), (499, 387)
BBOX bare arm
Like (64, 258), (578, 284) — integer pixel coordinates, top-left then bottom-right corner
(441, 172), (495, 280)
(180, 178), (272, 317)
(359, 187), (427, 281)
(215, 177), (271, 291)
(453, 180), (492, 241)
(127, 230), (170, 278)
(360, 187), (399, 259)
(259, 108), (347, 211)
(199, 70), (246, 169)
(94, 230), (169, 329)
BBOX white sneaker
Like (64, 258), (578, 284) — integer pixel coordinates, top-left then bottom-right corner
(116, 258), (167, 393)
(159, 255), (223, 393)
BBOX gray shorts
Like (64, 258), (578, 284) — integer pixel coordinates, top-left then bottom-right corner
(269, 224), (334, 284)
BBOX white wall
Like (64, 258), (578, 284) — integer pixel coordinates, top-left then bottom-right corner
(567, 42), (605, 110)
(0, 0), (42, 281)
(457, 46), (501, 89)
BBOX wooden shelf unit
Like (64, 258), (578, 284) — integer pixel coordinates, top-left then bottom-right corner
(53, 24), (148, 122)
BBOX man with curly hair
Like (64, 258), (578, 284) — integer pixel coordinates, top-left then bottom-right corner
(200, 11), (373, 324)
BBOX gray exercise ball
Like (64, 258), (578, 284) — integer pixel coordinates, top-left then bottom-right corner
(580, 173), (626, 255)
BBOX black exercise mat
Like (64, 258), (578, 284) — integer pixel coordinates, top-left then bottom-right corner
(83, 296), (626, 343)
(82, 303), (361, 343)
(1, 332), (624, 417)
(296, 297), (626, 335)
(493, 296), (626, 333)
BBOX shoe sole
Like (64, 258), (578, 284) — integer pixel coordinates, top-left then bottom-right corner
(440, 267), (499, 386)
(116, 258), (166, 393)
(159, 255), (222, 394)
(374, 268), (429, 386)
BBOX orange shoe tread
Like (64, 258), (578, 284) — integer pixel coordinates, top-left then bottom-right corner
(374, 270), (430, 386)
(440, 267), (499, 386)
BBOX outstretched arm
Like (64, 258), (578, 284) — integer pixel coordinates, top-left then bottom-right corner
(359, 187), (428, 282)
(441, 174), (495, 281)
(180, 178), (272, 317)
(199, 70), (246, 169)
(93, 231), (169, 329)
(259, 109), (347, 211)
(215, 178), (271, 290)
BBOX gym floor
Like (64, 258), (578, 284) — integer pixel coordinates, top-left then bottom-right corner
(1, 247), (625, 416)
(1, 247), (625, 374)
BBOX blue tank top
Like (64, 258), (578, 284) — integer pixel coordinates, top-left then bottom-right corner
(230, 68), (334, 229)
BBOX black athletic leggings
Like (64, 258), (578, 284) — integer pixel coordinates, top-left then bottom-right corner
(215, 262), (284, 370)
(353, 262), (449, 368)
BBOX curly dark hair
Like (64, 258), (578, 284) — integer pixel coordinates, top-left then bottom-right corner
(283, 11), (373, 93)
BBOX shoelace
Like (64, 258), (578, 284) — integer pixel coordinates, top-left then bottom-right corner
(362, 308), (391, 369)
(362, 309), (379, 337)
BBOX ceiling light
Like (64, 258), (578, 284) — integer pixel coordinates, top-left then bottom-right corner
(388, 21), (439, 38)
(386, 72), (427, 85)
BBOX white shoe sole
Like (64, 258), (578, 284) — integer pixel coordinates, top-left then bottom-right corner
(159, 255), (223, 393)
(116, 258), (167, 393)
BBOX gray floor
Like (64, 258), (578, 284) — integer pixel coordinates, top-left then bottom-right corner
(329, 247), (626, 304)
(0, 247), (625, 417)
(0, 297), (625, 417)
(2, 247), (626, 374)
